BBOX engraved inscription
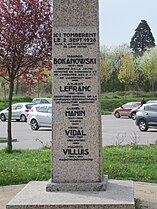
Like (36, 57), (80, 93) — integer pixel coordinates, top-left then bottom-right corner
(54, 29), (98, 161)
(53, 32), (97, 48)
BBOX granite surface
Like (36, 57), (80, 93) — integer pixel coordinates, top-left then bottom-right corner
(53, 0), (99, 27)
(51, 0), (104, 186)
(7, 180), (135, 209)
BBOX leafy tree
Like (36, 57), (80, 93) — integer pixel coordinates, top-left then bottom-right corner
(0, 73), (8, 107)
(130, 20), (155, 56)
(0, 0), (52, 152)
(100, 59), (112, 84)
(133, 56), (150, 91)
(20, 63), (51, 96)
(104, 46), (132, 92)
(100, 48), (112, 86)
(138, 47), (157, 91)
(118, 52), (137, 90)
(100, 46), (125, 92)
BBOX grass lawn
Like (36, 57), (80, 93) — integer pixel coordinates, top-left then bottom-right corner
(0, 137), (7, 141)
(103, 145), (157, 183)
(0, 145), (157, 186)
(0, 148), (51, 186)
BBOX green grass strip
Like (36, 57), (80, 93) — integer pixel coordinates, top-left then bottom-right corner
(0, 145), (157, 186)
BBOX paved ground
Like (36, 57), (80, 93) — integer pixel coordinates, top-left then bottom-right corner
(1, 115), (157, 151)
(0, 182), (157, 209)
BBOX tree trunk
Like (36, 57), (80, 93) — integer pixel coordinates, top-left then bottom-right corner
(37, 80), (40, 97)
(7, 79), (14, 152)
(15, 78), (19, 96)
(152, 79), (155, 92)
(3, 82), (7, 108)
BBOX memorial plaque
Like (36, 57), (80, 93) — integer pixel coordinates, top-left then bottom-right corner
(47, 0), (107, 191)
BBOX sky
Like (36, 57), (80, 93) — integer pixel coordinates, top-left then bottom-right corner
(99, 0), (157, 47)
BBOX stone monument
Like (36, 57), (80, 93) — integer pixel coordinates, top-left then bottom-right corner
(7, 0), (135, 208)
(46, 0), (107, 192)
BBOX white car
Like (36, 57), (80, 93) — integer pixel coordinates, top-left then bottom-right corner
(0, 103), (34, 122)
(27, 104), (52, 130)
(32, 98), (52, 104)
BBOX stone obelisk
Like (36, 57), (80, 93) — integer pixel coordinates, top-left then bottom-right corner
(46, 0), (107, 191)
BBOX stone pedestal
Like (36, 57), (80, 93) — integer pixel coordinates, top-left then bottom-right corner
(46, 176), (108, 192)
(7, 180), (135, 209)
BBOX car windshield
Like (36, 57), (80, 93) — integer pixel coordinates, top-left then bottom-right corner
(47, 106), (52, 113)
(123, 103), (138, 108)
(122, 103), (132, 108)
(132, 103), (138, 108)
(25, 104), (34, 109)
(35, 106), (49, 113)
(147, 100), (157, 104)
(32, 98), (52, 104)
(32, 99), (40, 104)
(11, 105), (17, 110)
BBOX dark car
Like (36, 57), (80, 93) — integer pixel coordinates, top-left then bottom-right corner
(113, 102), (141, 118)
(135, 103), (157, 131)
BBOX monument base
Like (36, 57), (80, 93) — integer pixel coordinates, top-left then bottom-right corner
(46, 176), (108, 191)
(7, 180), (135, 209)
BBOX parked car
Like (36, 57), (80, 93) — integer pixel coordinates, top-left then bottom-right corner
(129, 106), (140, 120)
(113, 102), (141, 118)
(0, 103), (34, 122)
(27, 104), (52, 130)
(135, 103), (157, 131)
(32, 98), (52, 104)
(147, 100), (157, 104)
(130, 100), (157, 120)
